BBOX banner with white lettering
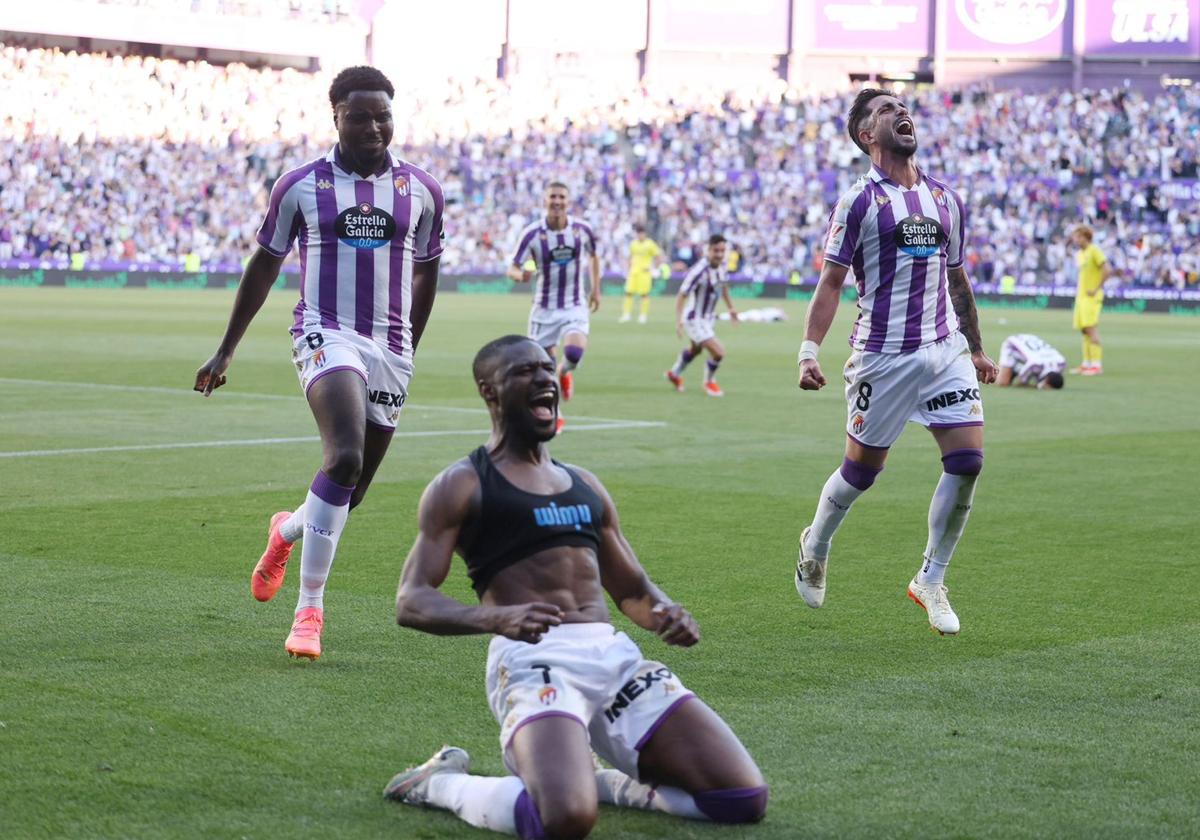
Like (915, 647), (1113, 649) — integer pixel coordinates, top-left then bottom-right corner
(1083, 0), (1200, 57)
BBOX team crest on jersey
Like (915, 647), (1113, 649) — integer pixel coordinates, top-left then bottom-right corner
(894, 213), (945, 258)
(931, 187), (947, 206)
(316, 179), (333, 190)
(852, 413), (866, 434)
(874, 194), (890, 207)
(335, 203), (397, 249)
(394, 176), (409, 197)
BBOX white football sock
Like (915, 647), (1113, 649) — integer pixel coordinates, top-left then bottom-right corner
(918, 472), (978, 585)
(806, 469), (866, 556)
(295, 472), (353, 612)
(279, 506), (304, 544)
(595, 768), (706, 820)
(425, 773), (523, 834)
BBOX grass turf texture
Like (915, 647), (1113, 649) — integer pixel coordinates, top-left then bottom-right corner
(1, 288), (1197, 840)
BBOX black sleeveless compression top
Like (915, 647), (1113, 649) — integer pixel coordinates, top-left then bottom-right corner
(459, 446), (604, 597)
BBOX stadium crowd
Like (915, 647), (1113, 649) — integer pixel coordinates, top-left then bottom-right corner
(2, 44), (1198, 289)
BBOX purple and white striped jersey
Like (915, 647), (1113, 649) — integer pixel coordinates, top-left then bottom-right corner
(256, 146), (444, 363)
(680, 259), (728, 322)
(823, 165), (965, 355)
(999, 334), (1065, 385)
(510, 217), (597, 311)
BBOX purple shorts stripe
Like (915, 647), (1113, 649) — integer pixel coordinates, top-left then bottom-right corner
(314, 161), (340, 330)
(634, 693), (696, 751)
(847, 432), (890, 451)
(366, 418), (396, 434)
(303, 365), (366, 397)
(505, 711), (586, 751)
(310, 470), (354, 506)
(926, 421), (984, 429)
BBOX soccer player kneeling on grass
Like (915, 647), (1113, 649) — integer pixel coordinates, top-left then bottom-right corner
(996, 334), (1066, 390)
(794, 89), (998, 635)
(383, 336), (767, 838)
(665, 235), (739, 398)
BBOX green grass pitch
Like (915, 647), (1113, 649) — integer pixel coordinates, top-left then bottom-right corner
(2, 287), (1198, 839)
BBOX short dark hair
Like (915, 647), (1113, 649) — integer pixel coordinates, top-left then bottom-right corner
(708, 234), (727, 247)
(847, 88), (891, 155)
(329, 66), (395, 109)
(1044, 371), (1065, 389)
(546, 181), (569, 193)
(473, 335), (536, 383)
(634, 223), (646, 234)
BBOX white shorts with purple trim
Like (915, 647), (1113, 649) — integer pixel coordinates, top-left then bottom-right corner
(683, 317), (717, 345)
(291, 329), (413, 430)
(842, 330), (983, 449)
(528, 305), (589, 349)
(486, 623), (694, 780)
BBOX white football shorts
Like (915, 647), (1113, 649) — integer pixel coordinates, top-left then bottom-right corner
(486, 623), (695, 781)
(291, 329), (413, 430)
(683, 317), (717, 345)
(528, 305), (590, 349)
(842, 331), (983, 449)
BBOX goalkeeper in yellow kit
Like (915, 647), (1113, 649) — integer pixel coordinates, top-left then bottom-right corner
(621, 224), (667, 323)
(1069, 225), (1114, 375)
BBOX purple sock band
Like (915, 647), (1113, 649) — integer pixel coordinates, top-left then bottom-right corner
(706, 359), (719, 371)
(681, 349), (694, 363)
(563, 345), (584, 365)
(513, 790), (547, 840)
(941, 448), (984, 476)
(694, 786), (769, 824)
(310, 470), (354, 506)
(840, 457), (882, 491)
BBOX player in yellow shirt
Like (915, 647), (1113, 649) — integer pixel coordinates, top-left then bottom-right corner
(1069, 225), (1114, 375)
(621, 225), (666, 324)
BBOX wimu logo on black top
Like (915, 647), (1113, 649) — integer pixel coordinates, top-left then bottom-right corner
(336, 202), (396, 249)
(894, 213), (945, 258)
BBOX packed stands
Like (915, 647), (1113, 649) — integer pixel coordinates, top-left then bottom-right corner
(2, 44), (1198, 288)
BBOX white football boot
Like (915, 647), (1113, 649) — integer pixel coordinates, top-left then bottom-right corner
(907, 576), (960, 635)
(383, 746), (471, 805)
(794, 526), (828, 608)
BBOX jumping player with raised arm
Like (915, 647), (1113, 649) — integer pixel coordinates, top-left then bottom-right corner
(794, 89), (998, 636)
(193, 66), (444, 660)
(382, 336), (767, 838)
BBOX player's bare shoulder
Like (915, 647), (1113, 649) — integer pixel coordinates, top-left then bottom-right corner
(419, 456), (481, 527)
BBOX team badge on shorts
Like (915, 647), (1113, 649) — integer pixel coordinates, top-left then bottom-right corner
(852, 413), (866, 434)
(538, 686), (558, 706)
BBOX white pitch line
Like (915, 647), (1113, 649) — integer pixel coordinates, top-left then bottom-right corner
(0, 377), (662, 424)
(0, 421), (666, 459)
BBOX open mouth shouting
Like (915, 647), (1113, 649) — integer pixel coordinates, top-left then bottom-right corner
(529, 386), (558, 424)
(895, 117), (915, 138)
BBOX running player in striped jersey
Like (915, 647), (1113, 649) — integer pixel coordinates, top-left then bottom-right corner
(996, 334), (1066, 389)
(506, 182), (601, 431)
(194, 66), (445, 660)
(666, 235), (739, 397)
(794, 89), (997, 636)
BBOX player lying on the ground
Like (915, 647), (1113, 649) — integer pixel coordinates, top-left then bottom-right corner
(995, 334), (1065, 389)
(383, 335), (767, 838)
(665, 234), (738, 397)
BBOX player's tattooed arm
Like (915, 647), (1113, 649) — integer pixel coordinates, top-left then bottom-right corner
(948, 265), (984, 353)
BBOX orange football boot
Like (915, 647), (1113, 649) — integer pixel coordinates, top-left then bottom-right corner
(251, 511), (294, 602)
(703, 381), (724, 397)
(285, 607), (324, 660)
(665, 370), (684, 392)
(559, 368), (574, 401)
